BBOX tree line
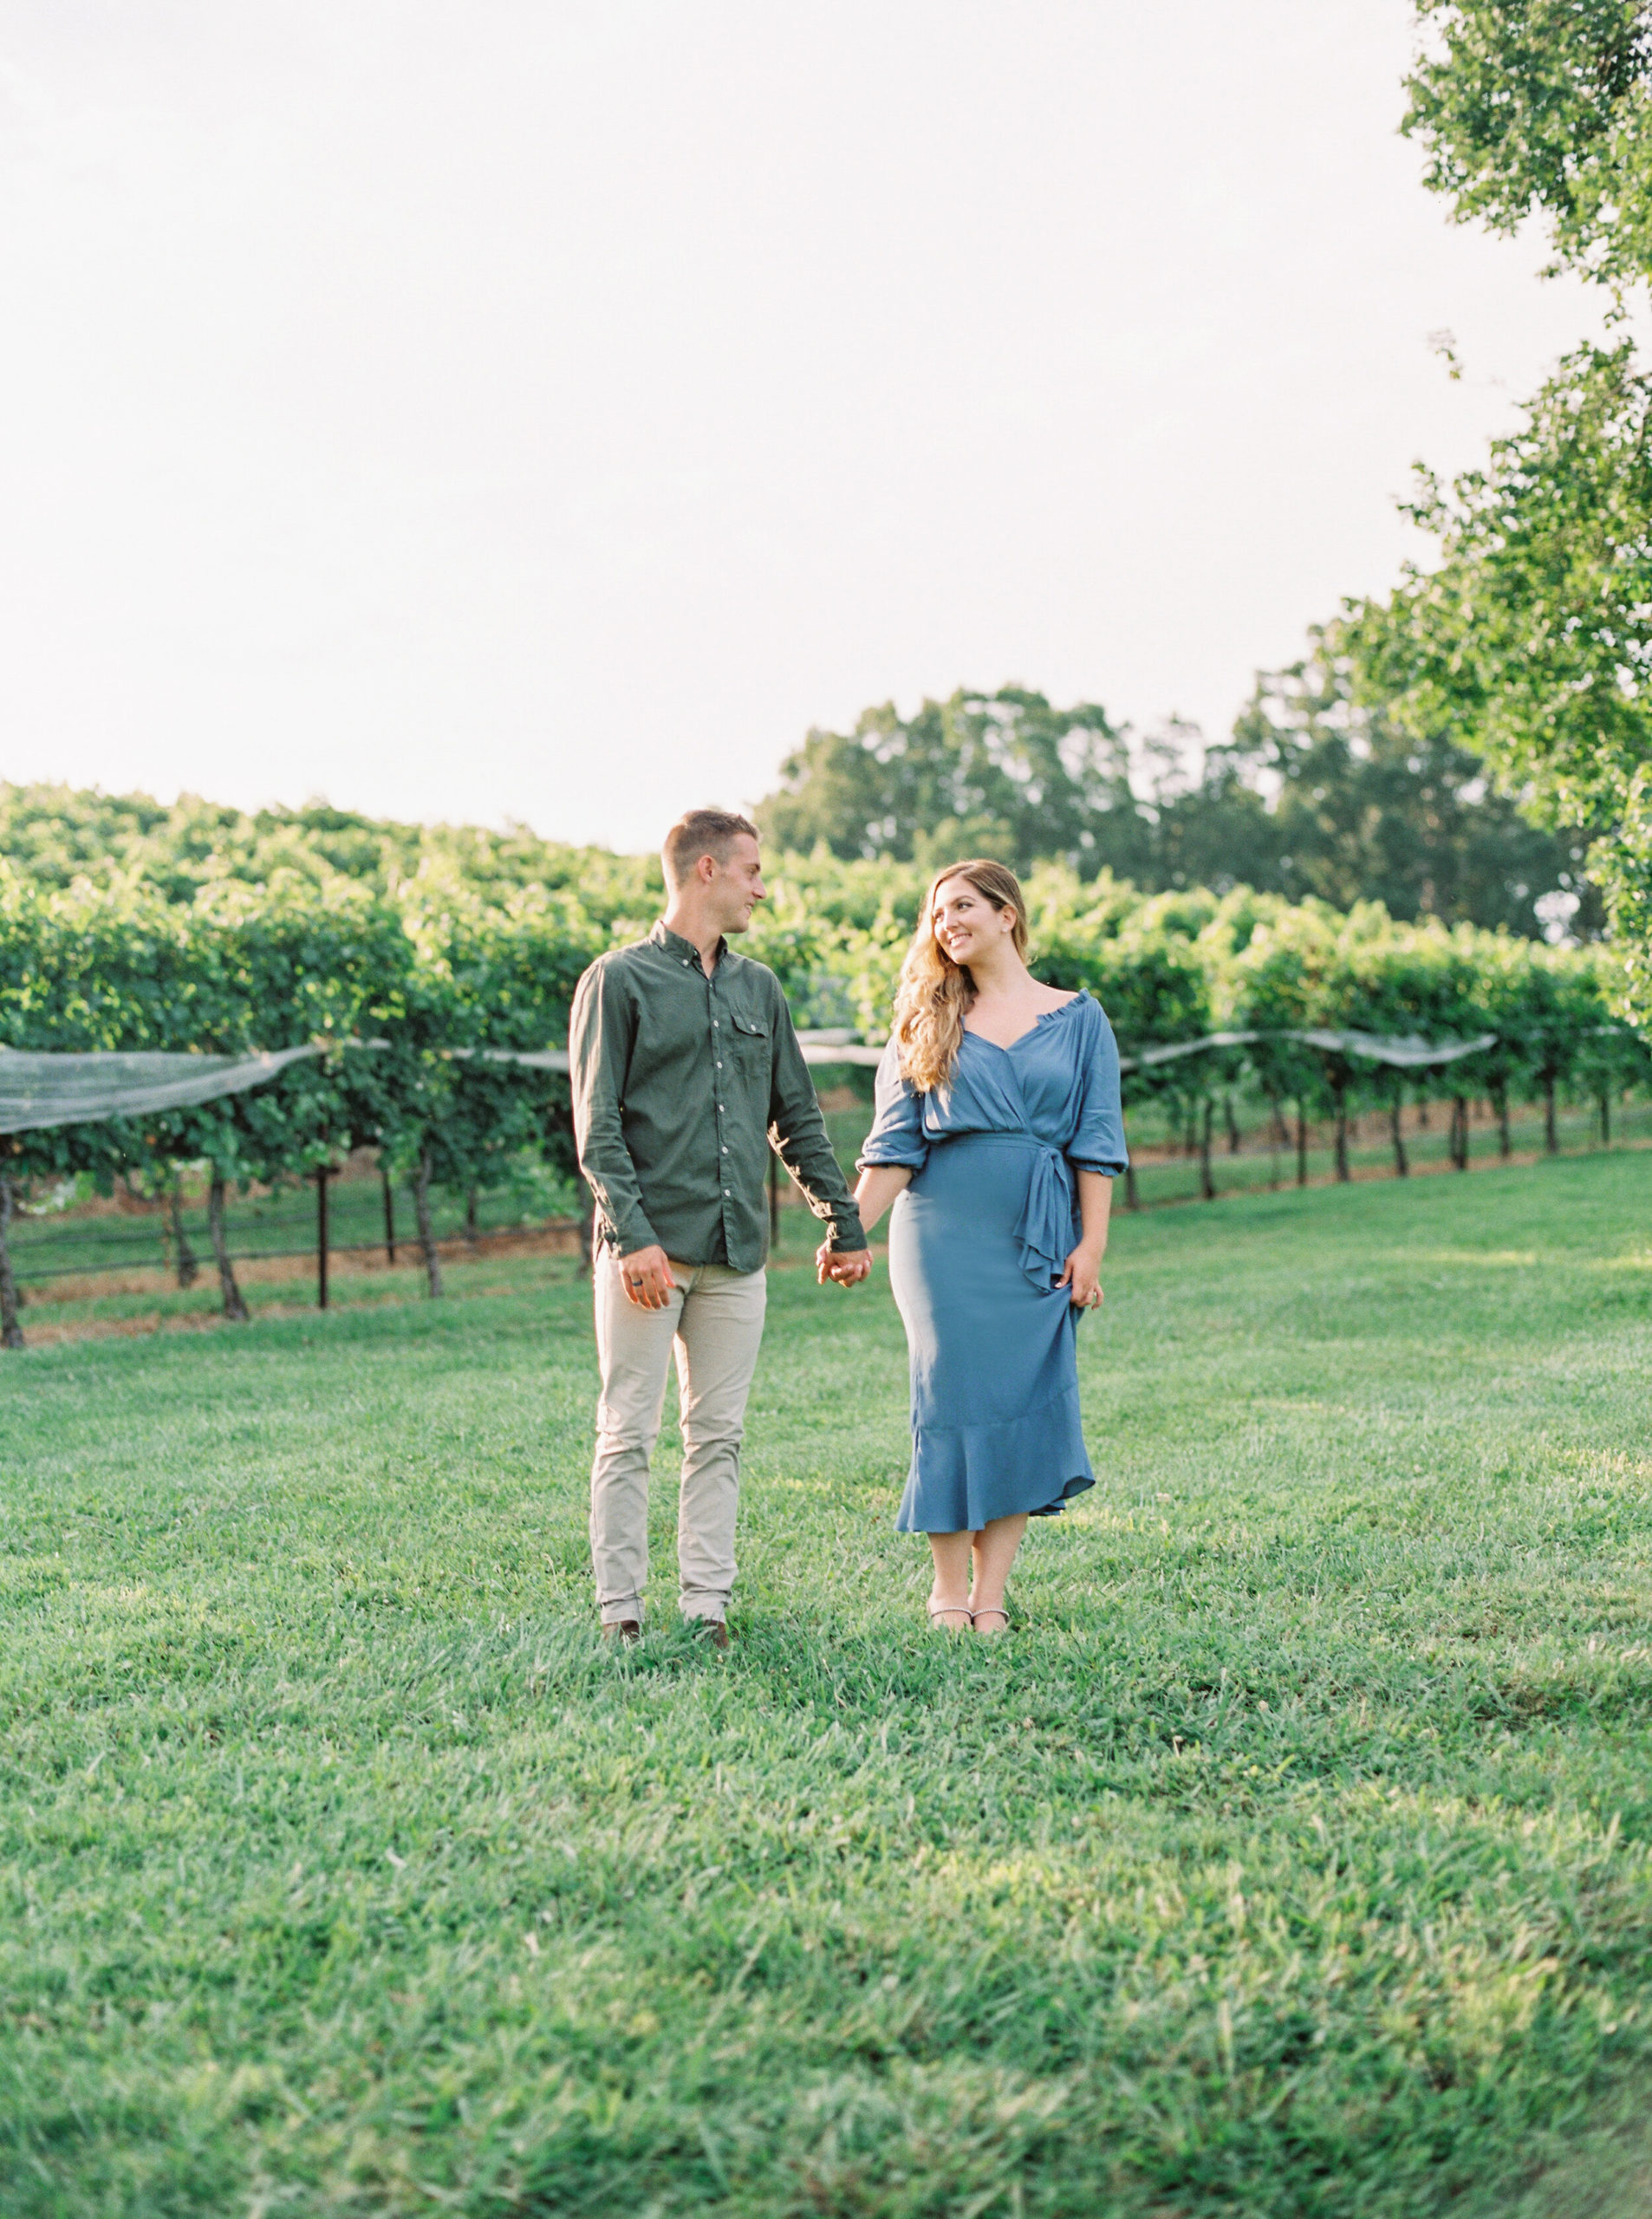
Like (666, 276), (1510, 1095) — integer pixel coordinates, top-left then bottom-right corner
(751, 649), (1600, 941)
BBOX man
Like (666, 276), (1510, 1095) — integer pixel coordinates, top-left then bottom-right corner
(569, 808), (872, 1646)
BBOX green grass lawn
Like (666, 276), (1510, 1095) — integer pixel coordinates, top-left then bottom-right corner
(3, 1156), (1652, 2216)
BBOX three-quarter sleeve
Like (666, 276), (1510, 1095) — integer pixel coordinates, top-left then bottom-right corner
(1068, 1001), (1129, 1176)
(856, 1038), (930, 1172)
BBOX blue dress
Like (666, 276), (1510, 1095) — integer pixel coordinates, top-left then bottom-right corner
(858, 993), (1128, 1533)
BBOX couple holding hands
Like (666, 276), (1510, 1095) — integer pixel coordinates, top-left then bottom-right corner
(569, 809), (1128, 1645)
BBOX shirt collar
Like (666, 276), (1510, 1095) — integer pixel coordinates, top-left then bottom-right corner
(650, 919), (728, 972)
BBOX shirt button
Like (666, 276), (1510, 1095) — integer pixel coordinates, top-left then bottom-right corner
(715, 1060), (722, 1068)
(724, 1188), (731, 1195)
(721, 1146), (728, 1154)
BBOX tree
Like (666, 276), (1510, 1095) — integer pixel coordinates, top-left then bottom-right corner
(753, 687), (1147, 877)
(1229, 634), (1600, 935)
(1130, 720), (1286, 898)
(1402, 1), (1652, 289)
(1342, 341), (1652, 1018)
(751, 672), (1592, 932)
(1341, 3), (1652, 1018)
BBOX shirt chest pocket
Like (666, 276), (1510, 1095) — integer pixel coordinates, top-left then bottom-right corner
(729, 1012), (771, 1070)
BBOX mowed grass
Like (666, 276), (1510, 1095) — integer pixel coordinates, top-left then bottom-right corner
(3, 1160), (1652, 2217)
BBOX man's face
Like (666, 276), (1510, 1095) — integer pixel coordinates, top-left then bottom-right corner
(710, 834), (766, 934)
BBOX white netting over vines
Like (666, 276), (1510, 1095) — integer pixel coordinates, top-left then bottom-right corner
(1119, 1029), (1498, 1072)
(792, 1030), (1500, 1072)
(0, 1028), (1508, 1135)
(0, 1046), (321, 1134)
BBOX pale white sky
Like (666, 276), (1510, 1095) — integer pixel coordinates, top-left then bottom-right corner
(0, 2), (1619, 853)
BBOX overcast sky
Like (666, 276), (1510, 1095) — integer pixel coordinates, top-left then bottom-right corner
(0, 2), (1620, 854)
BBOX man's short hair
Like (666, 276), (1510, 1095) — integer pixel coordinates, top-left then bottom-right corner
(662, 809), (759, 889)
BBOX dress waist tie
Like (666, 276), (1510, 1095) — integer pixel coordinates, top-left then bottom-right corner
(1012, 1138), (1078, 1291)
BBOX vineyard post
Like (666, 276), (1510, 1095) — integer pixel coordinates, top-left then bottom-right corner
(207, 1172), (249, 1321)
(1389, 1082), (1408, 1177)
(768, 1147), (780, 1244)
(0, 1172), (23, 1351)
(164, 1180), (199, 1287)
(315, 1166), (331, 1309)
(382, 1168), (396, 1263)
(413, 1150), (443, 1298)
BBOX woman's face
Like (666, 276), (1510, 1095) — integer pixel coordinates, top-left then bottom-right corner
(932, 876), (1015, 968)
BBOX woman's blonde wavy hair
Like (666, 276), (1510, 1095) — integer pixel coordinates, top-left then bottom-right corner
(893, 858), (1029, 1093)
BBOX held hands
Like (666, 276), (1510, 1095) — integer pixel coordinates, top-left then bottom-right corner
(1057, 1240), (1105, 1310)
(816, 1240), (874, 1289)
(616, 1244), (677, 1310)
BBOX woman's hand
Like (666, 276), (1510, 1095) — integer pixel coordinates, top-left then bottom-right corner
(1057, 1240), (1104, 1310)
(1062, 1168), (1112, 1310)
(817, 1243), (873, 1287)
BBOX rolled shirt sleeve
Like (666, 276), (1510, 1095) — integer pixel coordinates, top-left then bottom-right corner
(1068, 1001), (1129, 1177)
(569, 959), (661, 1257)
(857, 1038), (931, 1173)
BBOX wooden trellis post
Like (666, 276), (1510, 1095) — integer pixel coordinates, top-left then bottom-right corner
(316, 1167), (331, 1310)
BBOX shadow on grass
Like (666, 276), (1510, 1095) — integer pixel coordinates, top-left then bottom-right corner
(1482, 2069), (1652, 2218)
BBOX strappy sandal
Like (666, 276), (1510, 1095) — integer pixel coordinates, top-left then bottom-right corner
(970, 1605), (1011, 1636)
(927, 1601), (974, 1631)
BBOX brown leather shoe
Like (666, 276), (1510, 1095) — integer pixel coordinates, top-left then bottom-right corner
(602, 1619), (641, 1645)
(693, 1618), (730, 1650)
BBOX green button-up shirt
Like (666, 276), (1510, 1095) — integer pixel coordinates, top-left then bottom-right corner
(569, 921), (868, 1273)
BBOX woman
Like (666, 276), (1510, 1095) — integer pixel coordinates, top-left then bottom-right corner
(850, 860), (1127, 1634)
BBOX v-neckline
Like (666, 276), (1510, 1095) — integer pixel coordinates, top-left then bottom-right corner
(963, 992), (1083, 1055)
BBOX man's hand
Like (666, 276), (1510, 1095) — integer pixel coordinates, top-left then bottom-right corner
(816, 1241), (873, 1288)
(616, 1244), (676, 1310)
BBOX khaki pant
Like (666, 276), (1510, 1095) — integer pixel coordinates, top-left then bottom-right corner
(589, 1251), (767, 1626)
